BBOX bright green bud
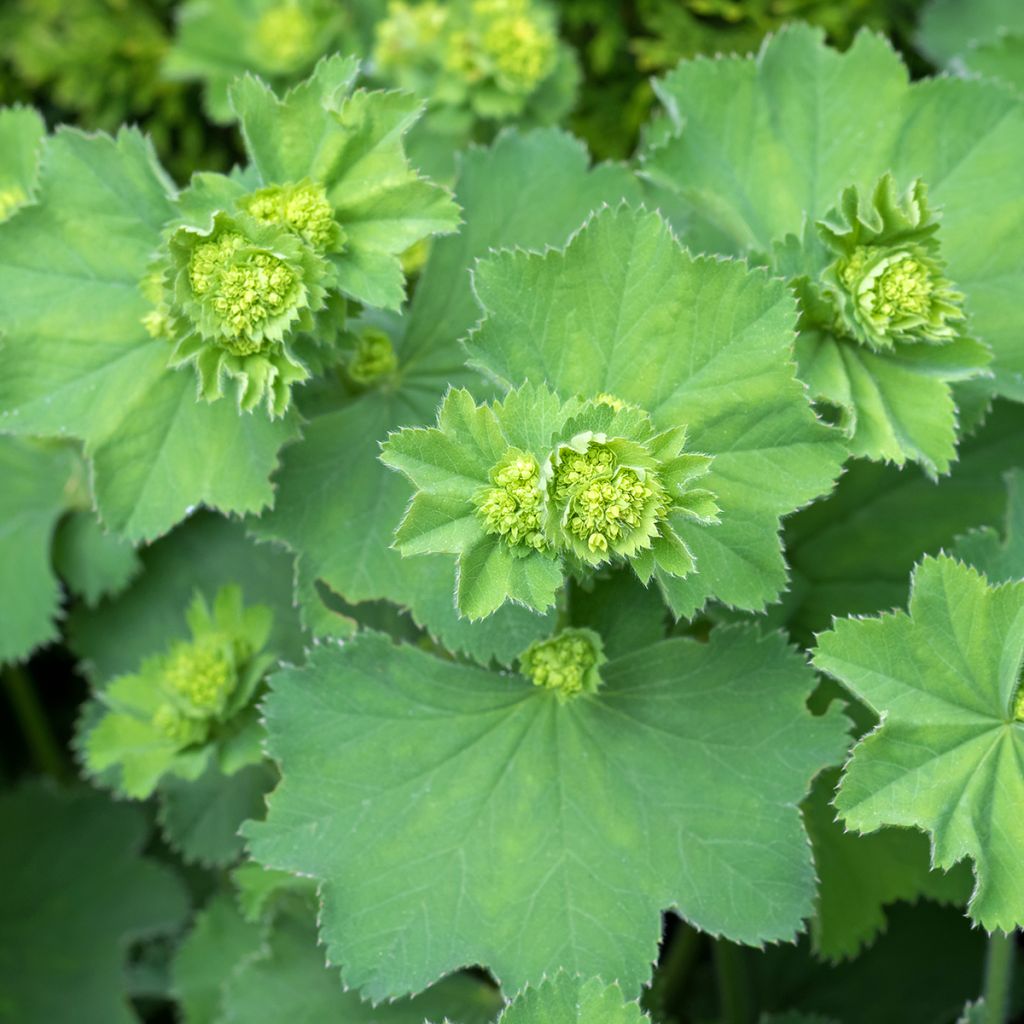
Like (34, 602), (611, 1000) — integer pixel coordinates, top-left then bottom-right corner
(547, 437), (666, 564)
(348, 328), (398, 385)
(241, 181), (341, 253)
(519, 628), (605, 701)
(476, 450), (547, 552)
(152, 703), (209, 747)
(479, 2), (556, 94)
(818, 174), (965, 351)
(162, 639), (237, 717)
(253, 3), (318, 74)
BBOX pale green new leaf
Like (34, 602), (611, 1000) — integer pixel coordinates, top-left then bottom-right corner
(466, 205), (844, 617)
(643, 25), (1024, 422)
(0, 128), (299, 540)
(804, 768), (970, 961)
(249, 128), (641, 662)
(496, 975), (649, 1024)
(53, 510), (142, 607)
(954, 469), (1024, 583)
(813, 554), (1024, 931)
(246, 626), (849, 999)
(0, 105), (44, 220)
(0, 437), (74, 662)
(0, 782), (189, 1024)
(230, 56), (460, 310)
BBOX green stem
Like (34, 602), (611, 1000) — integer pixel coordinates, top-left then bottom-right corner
(983, 930), (1016, 1024)
(555, 580), (573, 631)
(2, 666), (69, 782)
(714, 940), (755, 1024)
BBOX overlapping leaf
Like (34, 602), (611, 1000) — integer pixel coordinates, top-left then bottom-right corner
(814, 555), (1024, 930)
(496, 975), (648, 1024)
(246, 626), (848, 999)
(954, 469), (1024, 582)
(0, 128), (299, 539)
(0, 105), (44, 220)
(0, 782), (188, 1024)
(465, 204), (845, 618)
(249, 128), (642, 662)
(642, 26), (1024, 469)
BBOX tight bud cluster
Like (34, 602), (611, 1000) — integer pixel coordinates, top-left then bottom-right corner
(477, 451), (547, 551)
(242, 181), (339, 253)
(519, 628), (605, 701)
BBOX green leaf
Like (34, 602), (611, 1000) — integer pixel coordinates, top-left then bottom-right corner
(230, 57), (460, 311)
(643, 24), (1024, 410)
(813, 554), (1024, 931)
(0, 438), (75, 662)
(0, 781), (189, 1024)
(220, 909), (503, 1024)
(0, 105), (44, 220)
(68, 512), (306, 684)
(53, 510), (141, 607)
(171, 890), (264, 1024)
(917, 0), (1024, 64)
(158, 760), (277, 868)
(496, 975), (649, 1024)
(246, 626), (849, 999)
(954, 469), (1024, 583)
(466, 205), (844, 618)
(0, 127), (299, 540)
(249, 128), (641, 662)
(804, 768), (970, 961)
(962, 34), (1024, 96)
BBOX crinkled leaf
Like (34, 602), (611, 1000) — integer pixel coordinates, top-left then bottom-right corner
(804, 768), (970, 961)
(0, 782), (189, 1024)
(0, 127), (299, 540)
(246, 627), (848, 999)
(466, 205), (844, 618)
(954, 469), (1024, 583)
(68, 512), (306, 684)
(0, 437), (74, 663)
(171, 891), (264, 1024)
(643, 25), (1024, 408)
(158, 760), (277, 868)
(250, 129), (641, 662)
(220, 909), (503, 1024)
(814, 554), (1024, 931)
(53, 510), (142, 607)
(496, 975), (649, 1024)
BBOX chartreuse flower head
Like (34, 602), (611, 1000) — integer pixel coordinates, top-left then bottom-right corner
(80, 586), (276, 800)
(163, 210), (328, 415)
(239, 180), (344, 254)
(817, 174), (966, 351)
(519, 627), (606, 702)
(346, 327), (399, 386)
(380, 383), (719, 621)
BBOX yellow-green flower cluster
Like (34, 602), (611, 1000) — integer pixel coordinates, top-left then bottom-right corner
(1014, 686), (1024, 723)
(241, 181), (340, 253)
(347, 328), (398, 385)
(252, 3), (320, 75)
(475, 0), (556, 94)
(519, 628), (606, 701)
(476, 451), (547, 552)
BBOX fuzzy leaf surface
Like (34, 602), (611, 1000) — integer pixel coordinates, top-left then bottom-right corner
(0, 782), (189, 1024)
(0, 128), (299, 540)
(249, 129), (641, 662)
(246, 627), (848, 999)
(496, 975), (649, 1024)
(466, 205), (844, 617)
(814, 554), (1024, 930)
(643, 25), (1024, 412)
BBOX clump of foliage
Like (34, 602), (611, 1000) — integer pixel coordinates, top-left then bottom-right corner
(1, 5), (1024, 1024)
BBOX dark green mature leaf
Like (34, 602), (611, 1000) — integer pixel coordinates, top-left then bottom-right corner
(804, 768), (970, 961)
(954, 469), (1024, 582)
(643, 24), (1024, 440)
(814, 555), (1024, 931)
(249, 128), (642, 663)
(220, 911), (502, 1024)
(0, 438), (74, 662)
(0, 128), (299, 540)
(246, 627), (848, 999)
(496, 975), (649, 1024)
(53, 510), (141, 607)
(466, 205), (844, 618)
(0, 782), (189, 1024)
(68, 513), (306, 684)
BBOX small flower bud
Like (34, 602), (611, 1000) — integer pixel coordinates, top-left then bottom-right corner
(519, 628), (605, 701)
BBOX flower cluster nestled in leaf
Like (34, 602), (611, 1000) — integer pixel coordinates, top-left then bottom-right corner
(80, 585), (276, 799)
(519, 626), (606, 700)
(381, 384), (718, 619)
